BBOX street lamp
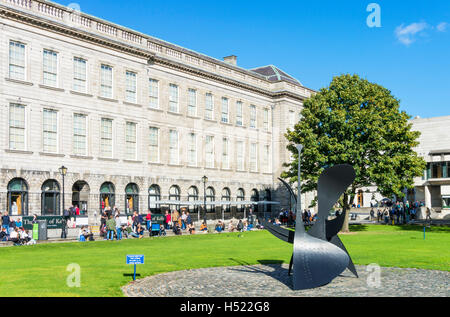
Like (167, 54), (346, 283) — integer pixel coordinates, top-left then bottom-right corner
(59, 165), (68, 239)
(202, 176), (208, 224)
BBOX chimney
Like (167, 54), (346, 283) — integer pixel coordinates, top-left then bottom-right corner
(223, 55), (237, 66)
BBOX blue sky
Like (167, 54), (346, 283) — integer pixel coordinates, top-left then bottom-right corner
(53, 0), (450, 119)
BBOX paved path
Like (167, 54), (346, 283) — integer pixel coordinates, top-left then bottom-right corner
(122, 264), (449, 297)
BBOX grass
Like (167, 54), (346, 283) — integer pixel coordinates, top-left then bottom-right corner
(0, 225), (448, 297)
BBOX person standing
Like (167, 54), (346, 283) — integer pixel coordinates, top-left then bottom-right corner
(164, 210), (171, 229)
(146, 211), (152, 232)
(106, 215), (116, 241)
(115, 215), (122, 240)
(2, 212), (10, 235)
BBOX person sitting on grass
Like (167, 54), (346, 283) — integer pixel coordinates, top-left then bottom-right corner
(9, 227), (20, 246)
(159, 224), (166, 237)
(228, 221), (236, 232)
(215, 221), (223, 233)
(237, 220), (244, 232)
(199, 222), (208, 233)
(0, 227), (8, 241)
(173, 221), (182, 236)
(188, 223), (196, 235)
(19, 228), (30, 244)
(131, 223), (145, 239)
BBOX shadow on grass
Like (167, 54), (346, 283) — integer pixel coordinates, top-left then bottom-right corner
(397, 225), (450, 233)
(349, 225), (369, 232)
(228, 258), (292, 289)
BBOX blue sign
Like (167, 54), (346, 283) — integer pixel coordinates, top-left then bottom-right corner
(126, 255), (145, 265)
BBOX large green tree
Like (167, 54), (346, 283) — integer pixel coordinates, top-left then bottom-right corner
(282, 74), (426, 232)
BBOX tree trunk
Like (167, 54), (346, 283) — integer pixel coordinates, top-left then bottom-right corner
(340, 192), (354, 233)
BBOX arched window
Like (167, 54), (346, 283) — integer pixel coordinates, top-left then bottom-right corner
(100, 182), (115, 211)
(125, 183), (139, 214)
(251, 189), (259, 213)
(188, 186), (199, 215)
(206, 187), (215, 213)
(169, 185), (181, 212)
(148, 185), (161, 213)
(72, 181), (90, 215)
(263, 189), (272, 214)
(41, 180), (60, 216)
(237, 188), (245, 213)
(221, 188), (231, 215)
(8, 178), (28, 216)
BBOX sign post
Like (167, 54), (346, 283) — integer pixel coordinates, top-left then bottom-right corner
(126, 255), (145, 281)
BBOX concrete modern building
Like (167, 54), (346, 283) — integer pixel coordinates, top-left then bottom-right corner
(410, 115), (450, 219)
(0, 0), (315, 226)
(352, 116), (450, 220)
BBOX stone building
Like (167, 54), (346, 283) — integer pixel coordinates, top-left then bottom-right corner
(0, 0), (315, 224)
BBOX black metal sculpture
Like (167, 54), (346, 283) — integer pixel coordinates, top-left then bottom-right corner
(262, 144), (358, 290)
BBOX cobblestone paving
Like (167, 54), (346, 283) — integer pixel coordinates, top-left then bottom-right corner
(122, 264), (449, 297)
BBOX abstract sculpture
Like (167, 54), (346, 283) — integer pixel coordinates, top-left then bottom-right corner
(261, 144), (358, 290)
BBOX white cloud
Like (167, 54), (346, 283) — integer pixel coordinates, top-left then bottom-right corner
(395, 22), (428, 46)
(437, 22), (448, 32)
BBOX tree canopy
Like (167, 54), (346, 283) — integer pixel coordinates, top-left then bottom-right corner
(282, 74), (426, 230)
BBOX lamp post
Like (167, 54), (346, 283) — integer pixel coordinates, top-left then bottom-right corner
(202, 175), (208, 224)
(59, 165), (68, 239)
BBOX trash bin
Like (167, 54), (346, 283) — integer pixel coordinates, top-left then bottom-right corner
(32, 223), (39, 240)
(37, 220), (48, 241)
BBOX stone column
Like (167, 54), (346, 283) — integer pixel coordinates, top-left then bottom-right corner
(424, 185), (432, 209)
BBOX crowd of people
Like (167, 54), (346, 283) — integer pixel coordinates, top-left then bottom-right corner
(0, 211), (36, 245)
(370, 200), (428, 225)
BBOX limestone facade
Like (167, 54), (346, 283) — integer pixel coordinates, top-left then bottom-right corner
(0, 0), (315, 222)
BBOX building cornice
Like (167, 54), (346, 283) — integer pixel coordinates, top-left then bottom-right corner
(0, 1), (310, 102)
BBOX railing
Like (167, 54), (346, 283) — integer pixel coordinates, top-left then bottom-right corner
(37, 1), (64, 19)
(5, 0), (31, 9)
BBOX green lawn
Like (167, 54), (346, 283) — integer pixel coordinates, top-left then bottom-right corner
(0, 225), (448, 297)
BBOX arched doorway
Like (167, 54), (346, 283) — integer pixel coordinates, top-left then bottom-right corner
(148, 184), (161, 213)
(169, 185), (181, 212)
(7, 178), (28, 216)
(188, 186), (199, 216)
(206, 187), (215, 213)
(237, 188), (245, 214)
(125, 183), (139, 214)
(221, 188), (231, 219)
(72, 181), (90, 215)
(251, 189), (259, 213)
(357, 190), (364, 207)
(100, 182), (115, 211)
(41, 180), (60, 215)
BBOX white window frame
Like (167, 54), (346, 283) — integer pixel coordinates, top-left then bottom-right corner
(187, 132), (197, 167)
(73, 113), (88, 156)
(250, 105), (257, 129)
(100, 64), (113, 99)
(169, 84), (179, 113)
(149, 127), (160, 163)
(100, 118), (114, 158)
(125, 122), (137, 161)
(263, 108), (270, 132)
(169, 129), (179, 165)
(42, 108), (58, 154)
(43, 49), (58, 87)
(250, 142), (258, 172)
(221, 97), (229, 124)
(125, 71), (137, 103)
(9, 40), (26, 81)
(9, 103), (26, 151)
(73, 57), (87, 93)
(236, 101), (243, 126)
(205, 93), (214, 120)
(149, 79), (159, 109)
(188, 89), (197, 117)
(222, 137), (230, 169)
(205, 135), (215, 168)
